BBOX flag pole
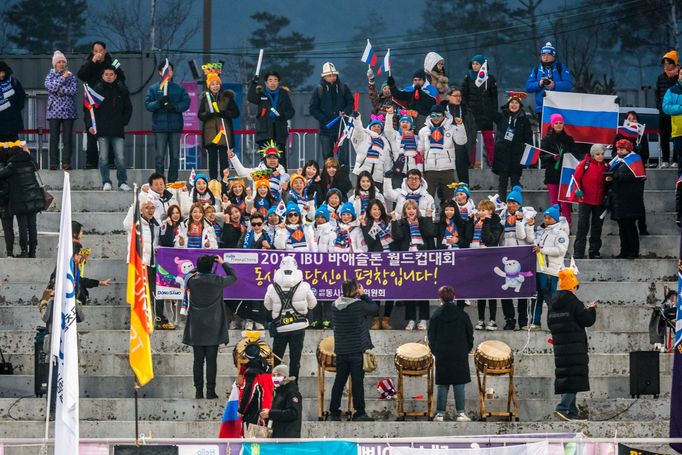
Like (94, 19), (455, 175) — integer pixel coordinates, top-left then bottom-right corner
(134, 382), (140, 446)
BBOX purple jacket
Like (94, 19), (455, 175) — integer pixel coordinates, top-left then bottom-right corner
(44, 69), (78, 120)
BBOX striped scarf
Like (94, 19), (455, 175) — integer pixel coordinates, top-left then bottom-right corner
(358, 191), (371, 214)
(429, 126), (445, 152)
(373, 221), (393, 251)
(471, 219), (484, 248)
(334, 225), (351, 250)
(367, 136), (384, 160)
(211, 221), (222, 239)
(405, 193), (421, 203)
(503, 212), (517, 235)
(442, 218), (459, 249)
(400, 131), (417, 153)
(268, 171), (283, 200)
(286, 225), (307, 250)
(0, 77), (14, 111)
(408, 219), (423, 251)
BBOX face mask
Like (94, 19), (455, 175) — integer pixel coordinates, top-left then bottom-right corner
(272, 376), (283, 388)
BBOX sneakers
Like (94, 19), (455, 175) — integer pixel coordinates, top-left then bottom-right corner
(475, 320), (485, 330)
(485, 320), (498, 331)
(102, 182), (112, 191)
(433, 413), (444, 422)
(417, 320), (428, 330)
(352, 413), (374, 422)
(464, 300), (473, 306)
(554, 410), (585, 422)
(119, 183), (132, 191)
(155, 322), (176, 330)
(529, 324), (541, 331)
(503, 319), (515, 331)
(405, 320), (416, 331)
(244, 320), (254, 331)
(455, 412), (471, 422)
(660, 162), (671, 168)
(254, 322), (265, 330)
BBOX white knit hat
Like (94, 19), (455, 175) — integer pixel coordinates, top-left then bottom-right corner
(52, 50), (67, 67)
(321, 62), (338, 77)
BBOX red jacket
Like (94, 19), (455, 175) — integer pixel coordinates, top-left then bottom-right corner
(573, 154), (607, 206)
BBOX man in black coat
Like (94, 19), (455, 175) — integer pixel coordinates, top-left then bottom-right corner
(547, 267), (596, 422)
(0, 62), (26, 142)
(182, 254), (237, 399)
(387, 70), (437, 131)
(328, 279), (379, 422)
(260, 364), (302, 438)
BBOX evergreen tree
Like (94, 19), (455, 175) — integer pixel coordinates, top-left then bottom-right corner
(5, 0), (86, 53)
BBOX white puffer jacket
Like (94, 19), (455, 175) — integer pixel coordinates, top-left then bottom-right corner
(264, 257), (317, 333)
(139, 188), (179, 225)
(384, 112), (423, 174)
(535, 219), (569, 276)
(351, 114), (393, 183)
(314, 222), (336, 252)
(123, 205), (160, 266)
(383, 176), (435, 219)
(499, 209), (536, 246)
(332, 221), (367, 252)
(417, 116), (467, 172)
(174, 219), (218, 249)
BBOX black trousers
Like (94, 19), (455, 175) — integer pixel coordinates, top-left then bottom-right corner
(477, 299), (497, 321)
(497, 171), (521, 201)
(659, 114), (673, 163)
(312, 301), (332, 325)
(455, 146), (470, 184)
(617, 218), (640, 257)
(272, 329), (305, 381)
(382, 301), (394, 317)
(192, 345), (218, 390)
(48, 118), (74, 167)
(574, 203), (604, 257)
(205, 144), (229, 181)
(329, 352), (365, 415)
(16, 213), (37, 253)
(501, 299), (528, 327)
(1, 214), (14, 255)
(405, 300), (429, 321)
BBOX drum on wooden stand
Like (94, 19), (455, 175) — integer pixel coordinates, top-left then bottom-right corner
(473, 340), (518, 421)
(393, 342), (434, 420)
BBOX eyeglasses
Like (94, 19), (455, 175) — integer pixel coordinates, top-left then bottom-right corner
(430, 113), (443, 118)
(287, 213), (300, 217)
(251, 222), (263, 227)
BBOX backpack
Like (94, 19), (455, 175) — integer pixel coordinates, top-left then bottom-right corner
(270, 282), (306, 335)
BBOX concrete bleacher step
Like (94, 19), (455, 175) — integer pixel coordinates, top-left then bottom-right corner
(0, 419), (670, 439)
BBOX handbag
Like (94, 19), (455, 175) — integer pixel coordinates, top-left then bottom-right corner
(33, 165), (54, 211)
(0, 347), (14, 375)
(245, 419), (272, 439)
(363, 351), (378, 373)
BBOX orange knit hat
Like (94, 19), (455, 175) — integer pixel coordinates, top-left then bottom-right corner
(557, 268), (579, 291)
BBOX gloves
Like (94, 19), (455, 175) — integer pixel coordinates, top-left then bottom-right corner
(575, 189), (584, 198)
(386, 76), (395, 87)
(367, 67), (375, 83)
(351, 111), (360, 119)
(165, 102), (177, 112)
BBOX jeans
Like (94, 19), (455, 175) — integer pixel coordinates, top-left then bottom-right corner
(154, 132), (181, 183)
(205, 144), (228, 181)
(98, 137), (127, 186)
(405, 300), (429, 321)
(556, 392), (579, 418)
(1, 214), (14, 256)
(272, 329), (305, 381)
(501, 299), (528, 327)
(617, 218), (640, 257)
(48, 118), (74, 167)
(547, 183), (572, 223)
(497, 172), (521, 201)
(329, 352), (365, 415)
(477, 299), (497, 322)
(192, 345), (218, 391)
(16, 213), (37, 253)
(574, 204), (604, 257)
(534, 273), (558, 325)
(436, 383), (466, 413)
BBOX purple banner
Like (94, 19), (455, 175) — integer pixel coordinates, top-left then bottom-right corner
(155, 246), (536, 301)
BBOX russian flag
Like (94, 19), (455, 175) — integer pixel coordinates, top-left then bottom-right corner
(218, 382), (242, 438)
(558, 153), (580, 203)
(361, 39), (377, 67)
(378, 48), (390, 75)
(520, 143), (544, 167)
(542, 92), (619, 144)
(621, 152), (647, 178)
(83, 83), (104, 110)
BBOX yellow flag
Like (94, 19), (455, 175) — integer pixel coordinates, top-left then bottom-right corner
(211, 128), (225, 145)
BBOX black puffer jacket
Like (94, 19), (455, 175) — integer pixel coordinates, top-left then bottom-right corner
(461, 73), (498, 130)
(0, 76), (25, 137)
(85, 80), (132, 138)
(391, 217), (436, 251)
(428, 301), (474, 385)
(547, 290), (596, 394)
(331, 294), (379, 355)
(269, 379), (303, 438)
(0, 149), (44, 215)
(607, 155), (645, 220)
(492, 107), (533, 175)
(656, 72), (678, 111)
(540, 130), (577, 184)
(247, 82), (295, 145)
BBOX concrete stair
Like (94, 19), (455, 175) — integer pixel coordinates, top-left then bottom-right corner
(0, 168), (675, 441)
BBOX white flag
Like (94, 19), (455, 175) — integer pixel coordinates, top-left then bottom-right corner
(475, 60), (489, 87)
(50, 172), (79, 454)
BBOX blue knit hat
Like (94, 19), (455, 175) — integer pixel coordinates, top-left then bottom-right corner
(398, 114), (414, 127)
(367, 118), (384, 132)
(338, 201), (356, 219)
(194, 173), (209, 185)
(285, 201), (301, 216)
(315, 205), (330, 221)
(540, 42), (556, 56)
(506, 185), (523, 204)
(451, 183), (470, 198)
(267, 206), (281, 221)
(544, 204), (560, 222)
(326, 188), (343, 201)
(471, 54), (485, 64)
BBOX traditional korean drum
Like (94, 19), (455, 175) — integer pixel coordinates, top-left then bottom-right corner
(316, 336), (336, 371)
(394, 342), (433, 373)
(474, 340), (513, 373)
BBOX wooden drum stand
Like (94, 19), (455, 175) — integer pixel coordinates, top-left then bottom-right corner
(394, 342), (434, 420)
(474, 340), (519, 421)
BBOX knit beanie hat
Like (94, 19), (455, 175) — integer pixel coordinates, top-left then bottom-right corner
(662, 50), (679, 66)
(505, 91), (527, 105)
(413, 69), (426, 80)
(338, 201), (356, 219)
(544, 204), (560, 222)
(194, 173), (209, 186)
(557, 268), (579, 291)
(272, 364), (290, 377)
(471, 54), (486, 65)
(399, 114), (414, 127)
(540, 42), (556, 56)
(449, 182), (470, 198)
(550, 113), (564, 126)
(615, 139), (634, 152)
(430, 104), (445, 115)
(506, 185), (523, 204)
(285, 201), (301, 216)
(289, 173), (305, 186)
(267, 206), (281, 221)
(52, 50), (67, 67)
(315, 205), (330, 221)
(321, 62), (339, 77)
(206, 72), (221, 86)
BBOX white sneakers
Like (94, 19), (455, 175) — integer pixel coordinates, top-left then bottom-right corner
(405, 320), (416, 331)
(475, 320), (485, 330)
(417, 320), (428, 330)
(486, 320), (498, 331)
(102, 182), (112, 191)
(433, 412), (470, 422)
(119, 183), (132, 191)
(433, 413), (444, 422)
(405, 320), (427, 330)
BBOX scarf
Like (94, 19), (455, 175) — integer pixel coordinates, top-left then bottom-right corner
(286, 224), (307, 250)
(357, 191), (371, 214)
(400, 130), (418, 154)
(468, 69), (478, 80)
(193, 189), (216, 206)
(442, 218), (459, 249)
(268, 169), (283, 200)
(230, 195), (247, 215)
(254, 197), (272, 218)
(211, 221), (222, 239)
(405, 192), (421, 203)
(187, 221), (204, 248)
(371, 221), (393, 251)
(471, 219), (484, 248)
(334, 225), (351, 250)
(367, 136), (384, 160)
(265, 87), (281, 120)
(429, 126), (445, 152)
(288, 189), (306, 205)
(503, 211), (517, 234)
(0, 77), (14, 111)
(408, 219), (423, 251)
(242, 229), (270, 249)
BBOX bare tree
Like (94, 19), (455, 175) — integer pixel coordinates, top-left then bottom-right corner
(513, 0), (544, 55)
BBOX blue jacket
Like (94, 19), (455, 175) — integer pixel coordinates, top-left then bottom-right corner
(309, 78), (354, 137)
(525, 62), (573, 113)
(144, 81), (190, 133)
(662, 81), (682, 138)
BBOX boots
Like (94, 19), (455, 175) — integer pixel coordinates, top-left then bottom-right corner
(17, 248), (28, 258)
(206, 387), (218, 399)
(381, 317), (392, 330)
(29, 244), (36, 258)
(195, 387), (204, 399)
(370, 317), (381, 330)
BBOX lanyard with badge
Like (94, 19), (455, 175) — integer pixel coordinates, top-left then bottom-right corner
(504, 115), (517, 142)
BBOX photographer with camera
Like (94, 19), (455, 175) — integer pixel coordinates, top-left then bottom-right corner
(182, 254), (237, 399)
(525, 42), (573, 124)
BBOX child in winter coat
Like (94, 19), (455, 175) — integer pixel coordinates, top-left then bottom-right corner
(247, 178), (278, 219)
(462, 54), (498, 167)
(532, 204), (569, 330)
(286, 173), (315, 221)
(383, 169), (436, 220)
(351, 113), (392, 191)
(498, 186), (535, 330)
(221, 205), (246, 248)
(275, 202), (316, 251)
(349, 170), (385, 218)
(471, 199), (503, 331)
(541, 113), (577, 223)
(313, 205), (336, 252)
(333, 202), (366, 252)
(572, 144), (607, 259)
(229, 141), (290, 201)
(175, 203), (218, 249)
(451, 183), (477, 221)
(392, 199), (436, 330)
